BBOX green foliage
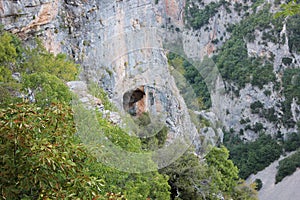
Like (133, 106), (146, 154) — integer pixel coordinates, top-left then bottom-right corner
(283, 132), (300, 152)
(224, 133), (282, 179)
(75, 108), (171, 199)
(282, 57), (293, 65)
(229, 4), (276, 39)
(186, 0), (228, 30)
(0, 65), (13, 83)
(251, 0), (265, 12)
(88, 82), (114, 110)
(0, 103), (104, 199)
(261, 107), (277, 123)
(93, 114), (171, 199)
(244, 122), (264, 133)
(0, 81), (22, 107)
(249, 101), (277, 122)
(250, 101), (264, 114)
(32, 103), (171, 200)
(250, 62), (276, 89)
(286, 14), (300, 53)
(167, 52), (211, 109)
(182, 58), (212, 109)
(23, 72), (72, 106)
(282, 68), (300, 127)
(254, 179), (263, 191)
(140, 125), (168, 151)
(205, 146), (239, 194)
(275, 0), (300, 18)
(216, 39), (276, 90)
(0, 25), (266, 200)
(135, 112), (152, 127)
(133, 112), (169, 151)
(0, 31), (24, 106)
(215, 5), (278, 90)
(234, 2), (243, 14)
(159, 147), (255, 200)
(159, 151), (211, 200)
(93, 164), (170, 200)
(0, 103), (171, 200)
(231, 180), (258, 200)
(0, 31), (77, 82)
(0, 31), (78, 107)
(0, 32), (18, 66)
(96, 114), (142, 153)
(22, 40), (78, 81)
(275, 150), (300, 183)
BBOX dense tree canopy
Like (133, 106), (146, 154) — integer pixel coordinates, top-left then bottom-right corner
(224, 132), (282, 179)
(0, 103), (104, 199)
(205, 146), (239, 194)
(275, 0), (300, 18)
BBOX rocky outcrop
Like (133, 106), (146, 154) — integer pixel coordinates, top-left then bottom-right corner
(164, 0), (185, 27)
(67, 81), (122, 124)
(1, 0), (57, 33)
(21, 0), (59, 33)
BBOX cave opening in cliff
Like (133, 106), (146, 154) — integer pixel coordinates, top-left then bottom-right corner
(123, 87), (146, 116)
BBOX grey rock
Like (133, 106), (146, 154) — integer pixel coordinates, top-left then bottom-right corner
(12, 72), (21, 82)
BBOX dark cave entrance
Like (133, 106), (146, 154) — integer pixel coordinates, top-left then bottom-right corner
(123, 87), (146, 116)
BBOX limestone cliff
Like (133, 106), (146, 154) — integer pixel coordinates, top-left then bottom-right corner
(0, 0), (201, 151)
(1, 0), (299, 150)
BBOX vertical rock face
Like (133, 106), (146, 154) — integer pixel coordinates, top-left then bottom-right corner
(0, 0), (58, 37)
(0, 0), (64, 54)
(0, 0), (199, 149)
(182, 0), (243, 59)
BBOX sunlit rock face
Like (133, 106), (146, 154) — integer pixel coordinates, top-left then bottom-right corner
(0, 0), (200, 150)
